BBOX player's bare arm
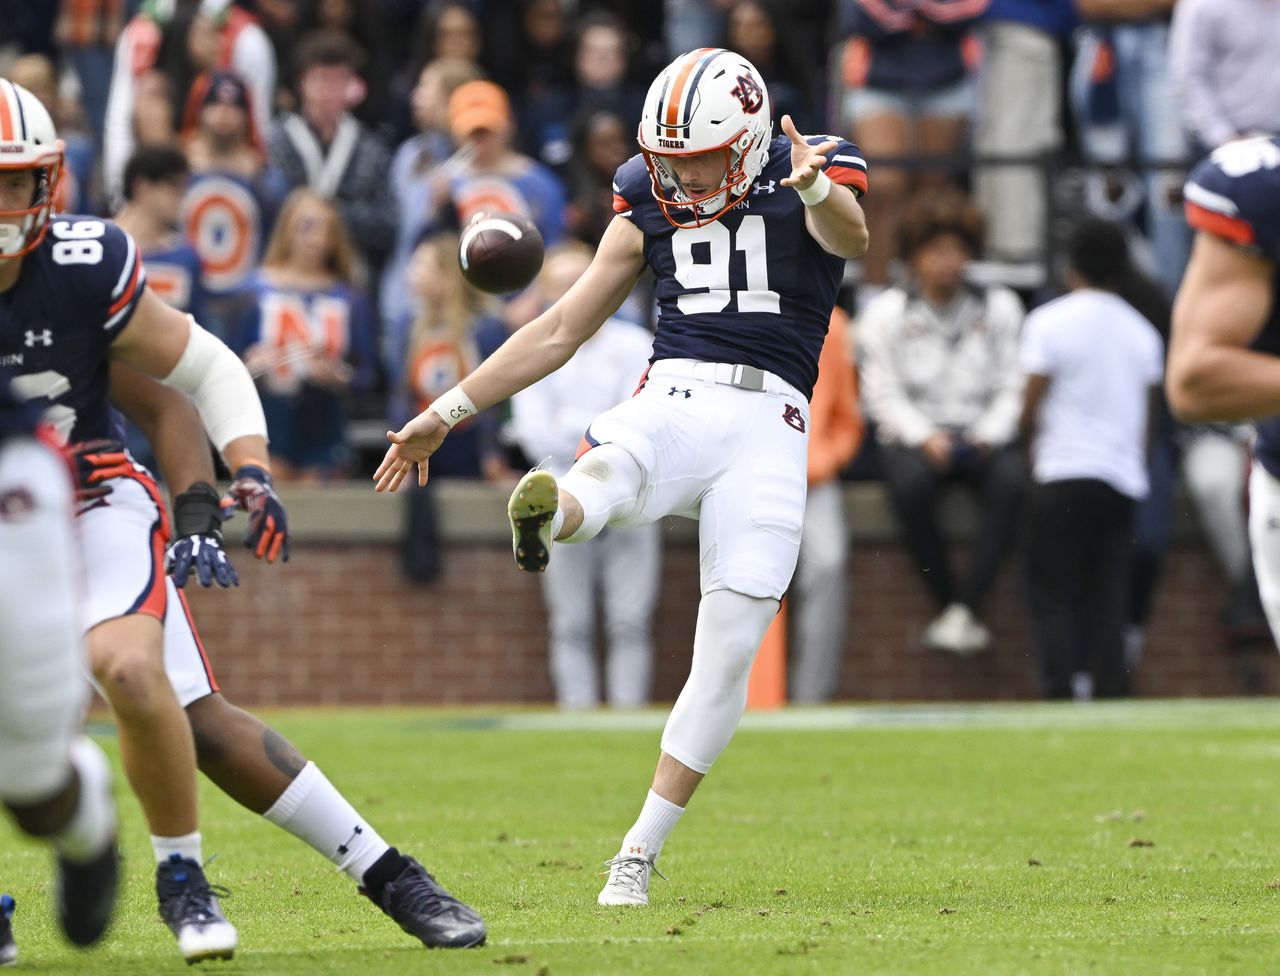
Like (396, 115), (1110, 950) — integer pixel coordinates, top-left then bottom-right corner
(779, 115), (869, 259)
(374, 215), (647, 492)
(109, 361), (216, 491)
(1167, 232), (1278, 421)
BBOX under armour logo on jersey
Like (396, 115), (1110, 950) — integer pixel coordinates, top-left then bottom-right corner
(782, 404), (806, 433)
(753, 180), (776, 194)
(668, 386), (691, 398)
(24, 329), (52, 347)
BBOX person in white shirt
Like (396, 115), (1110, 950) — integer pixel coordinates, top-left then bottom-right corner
(1020, 219), (1165, 700)
(508, 243), (661, 709)
(858, 189), (1028, 656)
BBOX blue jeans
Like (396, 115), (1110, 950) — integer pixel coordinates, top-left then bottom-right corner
(1070, 23), (1191, 291)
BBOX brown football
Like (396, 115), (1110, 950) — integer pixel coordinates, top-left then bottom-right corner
(458, 213), (545, 294)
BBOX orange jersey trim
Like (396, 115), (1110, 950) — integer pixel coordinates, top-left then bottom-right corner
(1185, 201), (1256, 247)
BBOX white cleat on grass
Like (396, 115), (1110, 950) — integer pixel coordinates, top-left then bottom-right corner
(597, 854), (662, 907)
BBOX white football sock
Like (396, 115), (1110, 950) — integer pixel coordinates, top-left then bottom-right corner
(550, 507), (565, 540)
(619, 789), (684, 862)
(263, 761), (391, 883)
(152, 831), (202, 865)
(55, 737), (116, 864)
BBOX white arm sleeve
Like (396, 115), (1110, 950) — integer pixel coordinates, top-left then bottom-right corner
(162, 317), (268, 453)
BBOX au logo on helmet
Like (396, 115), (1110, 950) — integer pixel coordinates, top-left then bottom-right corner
(730, 74), (764, 115)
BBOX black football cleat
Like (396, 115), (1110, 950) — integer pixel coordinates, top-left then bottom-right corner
(155, 854), (237, 963)
(361, 857), (486, 948)
(0, 894), (16, 966)
(56, 837), (119, 947)
(507, 470), (558, 573)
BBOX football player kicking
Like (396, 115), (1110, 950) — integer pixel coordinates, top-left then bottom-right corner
(376, 48), (869, 906)
(0, 370), (119, 966)
(1167, 137), (1280, 647)
(71, 363), (485, 951)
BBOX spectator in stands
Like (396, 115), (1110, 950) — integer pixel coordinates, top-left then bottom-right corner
(835, 0), (987, 304)
(973, 0), (1077, 266)
(508, 242), (660, 710)
(858, 189), (1027, 656)
(664, 0), (732, 54)
(269, 30), (397, 280)
(393, 232), (505, 481)
(413, 1), (483, 68)
(1070, 0), (1188, 292)
(789, 307), (863, 703)
(490, 0), (576, 156)
(296, 0), (393, 127)
(381, 57), (484, 350)
(54, 0), (123, 156)
(116, 146), (208, 326)
(1170, 0), (1280, 154)
(1019, 219), (1164, 700)
(114, 145), (210, 473)
(723, 0), (813, 132)
(438, 80), (566, 244)
(104, 0), (275, 205)
(565, 108), (631, 247)
(522, 12), (644, 172)
(9, 54), (96, 215)
(229, 189), (377, 483)
(181, 68), (288, 337)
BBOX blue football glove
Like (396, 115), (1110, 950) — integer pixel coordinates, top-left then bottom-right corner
(167, 482), (238, 588)
(227, 464), (289, 563)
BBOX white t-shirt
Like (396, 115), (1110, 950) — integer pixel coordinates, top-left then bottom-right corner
(1020, 289), (1165, 499)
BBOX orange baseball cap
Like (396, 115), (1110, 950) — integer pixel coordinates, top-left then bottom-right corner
(448, 80), (511, 139)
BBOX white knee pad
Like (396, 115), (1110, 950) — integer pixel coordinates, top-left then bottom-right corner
(660, 589), (780, 774)
(559, 443), (645, 542)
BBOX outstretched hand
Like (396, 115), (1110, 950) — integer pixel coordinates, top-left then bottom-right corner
(373, 410), (449, 492)
(779, 114), (837, 193)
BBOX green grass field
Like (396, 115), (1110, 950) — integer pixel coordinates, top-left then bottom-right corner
(4, 700), (1280, 975)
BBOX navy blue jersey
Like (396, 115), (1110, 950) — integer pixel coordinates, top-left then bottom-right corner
(0, 366), (43, 439)
(612, 134), (868, 400)
(0, 215), (147, 444)
(1184, 137), (1280, 475)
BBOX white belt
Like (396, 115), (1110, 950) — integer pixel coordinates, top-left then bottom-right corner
(648, 358), (795, 397)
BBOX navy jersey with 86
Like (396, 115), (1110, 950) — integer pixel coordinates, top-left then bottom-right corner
(612, 135), (867, 400)
(0, 215), (147, 444)
(1184, 136), (1280, 475)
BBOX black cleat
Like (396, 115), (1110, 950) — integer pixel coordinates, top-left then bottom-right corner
(57, 837), (119, 947)
(0, 894), (15, 966)
(155, 854), (237, 963)
(361, 857), (486, 948)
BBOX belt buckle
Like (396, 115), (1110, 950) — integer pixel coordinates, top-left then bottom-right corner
(728, 364), (766, 392)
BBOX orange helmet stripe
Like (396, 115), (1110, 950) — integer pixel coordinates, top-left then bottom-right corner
(0, 84), (14, 142)
(663, 48), (716, 135)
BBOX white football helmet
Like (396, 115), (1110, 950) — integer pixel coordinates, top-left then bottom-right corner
(637, 48), (772, 228)
(0, 79), (63, 259)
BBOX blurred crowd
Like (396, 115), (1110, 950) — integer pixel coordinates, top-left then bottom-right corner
(4, 0), (1277, 705)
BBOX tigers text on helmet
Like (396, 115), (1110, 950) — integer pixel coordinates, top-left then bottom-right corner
(637, 48), (772, 229)
(0, 79), (63, 259)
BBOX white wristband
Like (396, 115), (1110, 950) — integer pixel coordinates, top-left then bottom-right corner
(796, 170), (832, 207)
(429, 385), (479, 428)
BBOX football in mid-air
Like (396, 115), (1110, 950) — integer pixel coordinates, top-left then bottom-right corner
(458, 213), (545, 294)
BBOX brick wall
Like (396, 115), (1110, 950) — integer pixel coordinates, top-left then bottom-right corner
(182, 538), (1280, 706)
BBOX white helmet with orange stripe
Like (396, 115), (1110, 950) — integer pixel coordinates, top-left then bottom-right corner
(637, 48), (772, 228)
(0, 79), (63, 259)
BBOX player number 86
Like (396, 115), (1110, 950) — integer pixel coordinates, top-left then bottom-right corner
(50, 219), (105, 266)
